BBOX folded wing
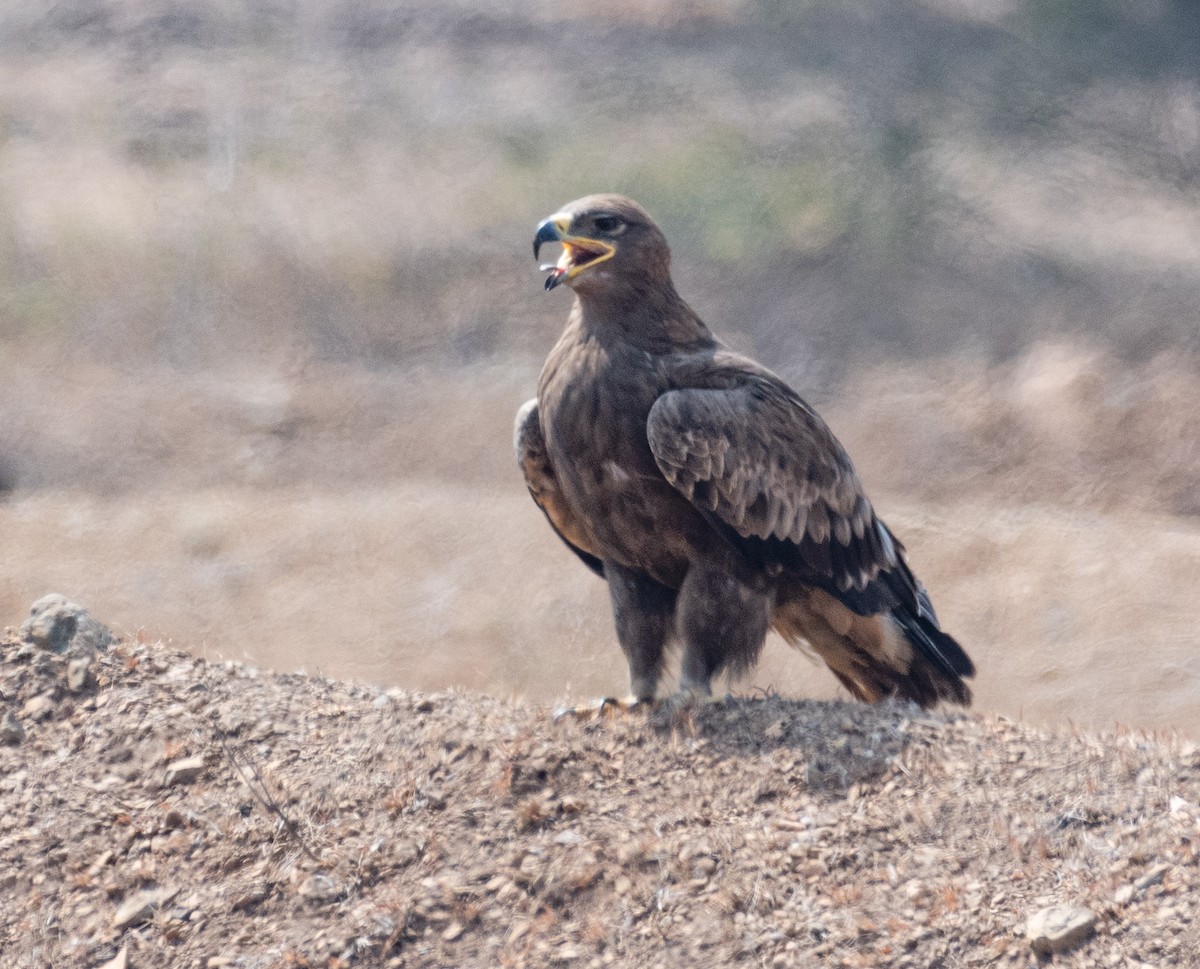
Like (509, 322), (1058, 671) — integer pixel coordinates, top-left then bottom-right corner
(515, 399), (606, 578)
(646, 369), (974, 703)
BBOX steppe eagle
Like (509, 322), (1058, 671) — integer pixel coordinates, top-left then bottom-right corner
(516, 194), (974, 710)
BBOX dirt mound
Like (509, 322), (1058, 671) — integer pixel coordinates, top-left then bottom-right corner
(2, 629), (1198, 968)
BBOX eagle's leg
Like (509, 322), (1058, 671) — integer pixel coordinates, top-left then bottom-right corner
(606, 561), (678, 703)
(676, 561), (772, 697)
(551, 562), (676, 721)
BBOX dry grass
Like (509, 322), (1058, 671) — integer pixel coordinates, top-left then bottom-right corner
(3, 1), (1200, 368)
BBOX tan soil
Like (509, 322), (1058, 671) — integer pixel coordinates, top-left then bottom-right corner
(5, 347), (1200, 740)
(2, 630), (1198, 968)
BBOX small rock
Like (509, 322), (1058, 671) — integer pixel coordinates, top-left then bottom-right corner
(112, 888), (176, 930)
(0, 711), (23, 745)
(87, 850), (114, 877)
(393, 840), (421, 867)
(162, 809), (187, 830)
(249, 719), (278, 740)
(20, 594), (113, 655)
(164, 757), (207, 787)
(1134, 863), (1171, 892)
(20, 692), (56, 722)
(553, 942), (584, 962)
(442, 921), (464, 941)
(67, 656), (95, 693)
(231, 883), (271, 912)
(97, 946), (128, 969)
(299, 872), (339, 901)
(1026, 904), (1098, 955)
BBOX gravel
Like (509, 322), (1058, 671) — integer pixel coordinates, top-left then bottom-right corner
(1, 627), (1198, 968)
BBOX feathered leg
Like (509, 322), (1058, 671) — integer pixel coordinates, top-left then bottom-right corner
(555, 561), (677, 720)
(605, 561), (678, 702)
(676, 560), (772, 696)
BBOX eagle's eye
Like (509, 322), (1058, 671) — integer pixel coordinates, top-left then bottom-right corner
(591, 214), (624, 234)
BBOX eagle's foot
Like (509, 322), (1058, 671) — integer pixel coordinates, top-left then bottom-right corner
(552, 696), (649, 721)
(648, 689), (724, 733)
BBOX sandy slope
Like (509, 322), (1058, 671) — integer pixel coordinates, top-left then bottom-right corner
(5, 347), (1200, 739)
(2, 630), (1198, 968)
(3, 485), (1199, 738)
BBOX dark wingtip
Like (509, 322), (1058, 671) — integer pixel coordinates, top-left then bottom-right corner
(893, 608), (975, 707)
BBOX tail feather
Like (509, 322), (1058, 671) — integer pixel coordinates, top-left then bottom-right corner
(894, 606), (975, 680)
(892, 607), (974, 706)
(774, 587), (974, 710)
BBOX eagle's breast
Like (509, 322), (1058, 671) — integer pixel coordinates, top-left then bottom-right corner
(537, 325), (710, 586)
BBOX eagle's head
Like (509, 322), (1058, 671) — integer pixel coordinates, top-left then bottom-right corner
(534, 194), (671, 294)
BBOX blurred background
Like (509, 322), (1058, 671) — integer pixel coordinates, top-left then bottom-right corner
(2, 0), (1199, 734)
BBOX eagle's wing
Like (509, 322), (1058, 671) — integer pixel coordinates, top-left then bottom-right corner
(514, 399), (605, 578)
(646, 367), (973, 703)
(647, 372), (891, 601)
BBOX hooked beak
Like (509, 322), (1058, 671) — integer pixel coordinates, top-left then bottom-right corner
(533, 213), (616, 292)
(533, 217), (564, 261)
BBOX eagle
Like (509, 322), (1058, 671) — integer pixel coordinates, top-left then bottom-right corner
(515, 194), (974, 711)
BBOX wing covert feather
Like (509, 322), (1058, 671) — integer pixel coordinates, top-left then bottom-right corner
(646, 377), (894, 601)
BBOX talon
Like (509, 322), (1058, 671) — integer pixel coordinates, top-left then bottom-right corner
(647, 689), (723, 731)
(552, 696), (647, 721)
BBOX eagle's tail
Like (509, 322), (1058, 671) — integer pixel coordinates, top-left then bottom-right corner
(888, 604), (974, 707)
(773, 589), (974, 709)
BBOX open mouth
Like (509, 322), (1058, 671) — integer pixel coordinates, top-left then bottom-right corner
(541, 240), (614, 291)
(535, 217), (616, 291)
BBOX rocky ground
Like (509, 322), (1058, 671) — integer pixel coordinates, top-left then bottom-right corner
(2, 603), (1199, 969)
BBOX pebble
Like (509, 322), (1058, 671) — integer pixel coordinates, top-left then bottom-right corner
(20, 691), (56, 722)
(1134, 863), (1172, 892)
(67, 656), (95, 692)
(97, 947), (128, 969)
(299, 872), (340, 901)
(112, 888), (175, 930)
(164, 757), (207, 787)
(88, 850), (114, 877)
(1026, 904), (1098, 955)
(0, 711), (23, 745)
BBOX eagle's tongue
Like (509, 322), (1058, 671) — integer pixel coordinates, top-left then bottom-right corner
(543, 245), (575, 291)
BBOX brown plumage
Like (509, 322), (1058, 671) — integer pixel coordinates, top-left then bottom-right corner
(516, 194), (974, 708)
